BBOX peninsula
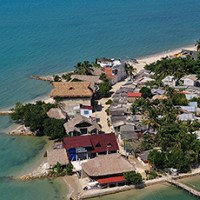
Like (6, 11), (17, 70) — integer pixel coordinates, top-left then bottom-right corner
(7, 41), (200, 200)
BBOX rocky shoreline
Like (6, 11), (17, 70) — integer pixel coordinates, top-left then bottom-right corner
(9, 125), (35, 136)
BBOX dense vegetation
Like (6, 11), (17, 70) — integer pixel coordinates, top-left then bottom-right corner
(145, 54), (200, 81)
(11, 101), (67, 139)
(132, 86), (200, 172)
(49, 162), (73, 176)
(124, 171), (143, 185)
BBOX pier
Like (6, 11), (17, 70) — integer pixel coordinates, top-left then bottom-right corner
(30, 75), (53, 82)
(0, 111), (13, 115)
(167, 178), (200, 198)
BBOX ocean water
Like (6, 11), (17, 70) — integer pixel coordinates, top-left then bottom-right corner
(91, 182), (198, 200)
(1, 0), (200, 199)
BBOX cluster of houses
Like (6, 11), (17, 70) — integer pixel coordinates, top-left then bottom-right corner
(46, 58), (140, 190)
(45, 51), (200, 191)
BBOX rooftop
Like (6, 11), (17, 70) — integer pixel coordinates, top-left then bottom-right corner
(82, 153), (135, 177)
(47, 108), (67, 120)
(47, 148), (69, 167)
(63, 133), (119, 153)
(50, 82), (93, 98)
(127, 92), (142, 98)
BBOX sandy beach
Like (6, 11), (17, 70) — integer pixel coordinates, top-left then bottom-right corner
(133, 44), (196, 73)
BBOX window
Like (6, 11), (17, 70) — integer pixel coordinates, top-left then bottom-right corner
(84, 110), (89, 115)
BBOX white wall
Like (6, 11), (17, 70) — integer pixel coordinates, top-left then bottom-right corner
(80, 109), (92, 118)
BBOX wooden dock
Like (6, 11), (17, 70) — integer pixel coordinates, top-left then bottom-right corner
(167, 178), (200, 197)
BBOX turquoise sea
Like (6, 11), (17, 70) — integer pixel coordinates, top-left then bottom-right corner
(1, 0), (200, 199)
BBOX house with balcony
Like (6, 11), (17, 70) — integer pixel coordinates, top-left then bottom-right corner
(97, 58), (127, 85)
(81, 153), (135, 188)
(63, 133), (119, 161)
(63, 114), (101, 136)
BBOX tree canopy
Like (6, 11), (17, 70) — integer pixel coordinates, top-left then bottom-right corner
(124, 171), (143, 185)
(11, 101), (67, 139)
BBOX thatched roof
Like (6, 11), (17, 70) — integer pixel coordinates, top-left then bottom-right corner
(47, 108), (66, 119)
(82, 153), (135, 177)
(152, 94), (167, 100)
(47, 148), (69, 167)
(64, 114), (94, 133)
(50, 82), (93, 98)
(87, 124), (101, 132)
(70, 75), (101, 84)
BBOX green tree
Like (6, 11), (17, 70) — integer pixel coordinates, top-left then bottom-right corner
(195, 39), (200, 51)
(139, 87), (153, 99)
(43, 118), (66, 139)
(53, 75), (61, 82)
(140, 134), (155, 151)
(124, 171), (143, 185)
(172, 93), (188, 106)
(11, 101), (56, 134)
(148, 149), (165, 170)
(74, 61), (94, 75)
(98, 80), (112, 98)
(99, 73), (107, 81)
(124, 63), (137, 79)
(66, 163), (73, 175)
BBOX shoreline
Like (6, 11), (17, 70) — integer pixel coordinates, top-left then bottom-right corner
(0, 43), (197, 113)
(0, 42), (198, 199)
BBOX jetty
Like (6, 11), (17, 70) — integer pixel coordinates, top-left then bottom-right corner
(0, 110), (13, 115)
(167, 178), (200, 197)
(30, 75), (53, 82)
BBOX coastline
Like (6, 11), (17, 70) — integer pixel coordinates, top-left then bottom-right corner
(0, 42), (199, 200)
(0, 43), (196, 113)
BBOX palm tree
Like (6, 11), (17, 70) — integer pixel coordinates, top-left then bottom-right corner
(74, 61), (94, 75)
(124, 63), (137, 79)
(195, 39), (200, 51)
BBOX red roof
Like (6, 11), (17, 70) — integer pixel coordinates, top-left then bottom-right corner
(63, 136), (92, 149)
(97, 176), (125, 184)
(177, 91), (190, 94)
(63, 133), (119, 153)
(81, 105), (93, 110)
(90, 133), (119, 153)
(127, 92), (142, 97)
(103, 67), (115, 79)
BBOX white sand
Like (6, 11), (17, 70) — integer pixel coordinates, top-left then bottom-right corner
(132, 45), (197, 73)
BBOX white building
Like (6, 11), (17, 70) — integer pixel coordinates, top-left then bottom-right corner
(162, 76), (177, 87)
(101, 59), (127, 85)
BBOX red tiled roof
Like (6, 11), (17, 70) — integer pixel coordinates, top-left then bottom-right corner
(127, 92), (142, 97)
(63, 133), (119, 153)
(177, 91), (190, 94)
(103, 67), (115, 79)
(90, 133), (119, 153)
(97, 176), (125, 184)
(63, 136), (92, 149)
(81, 105), (93, 110)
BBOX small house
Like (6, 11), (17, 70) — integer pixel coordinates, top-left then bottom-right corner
(47, 148), (69, 168)
(81, 153), (135, 188)
(50, 82), (93, 111)
(162, 76), (177, 87)
(63, 114), (100, 136)
(127, 92), (142, 103)
(180, 75), (199, 87)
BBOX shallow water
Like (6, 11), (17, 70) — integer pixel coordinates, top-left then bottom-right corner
(91, 182), (198, 200)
